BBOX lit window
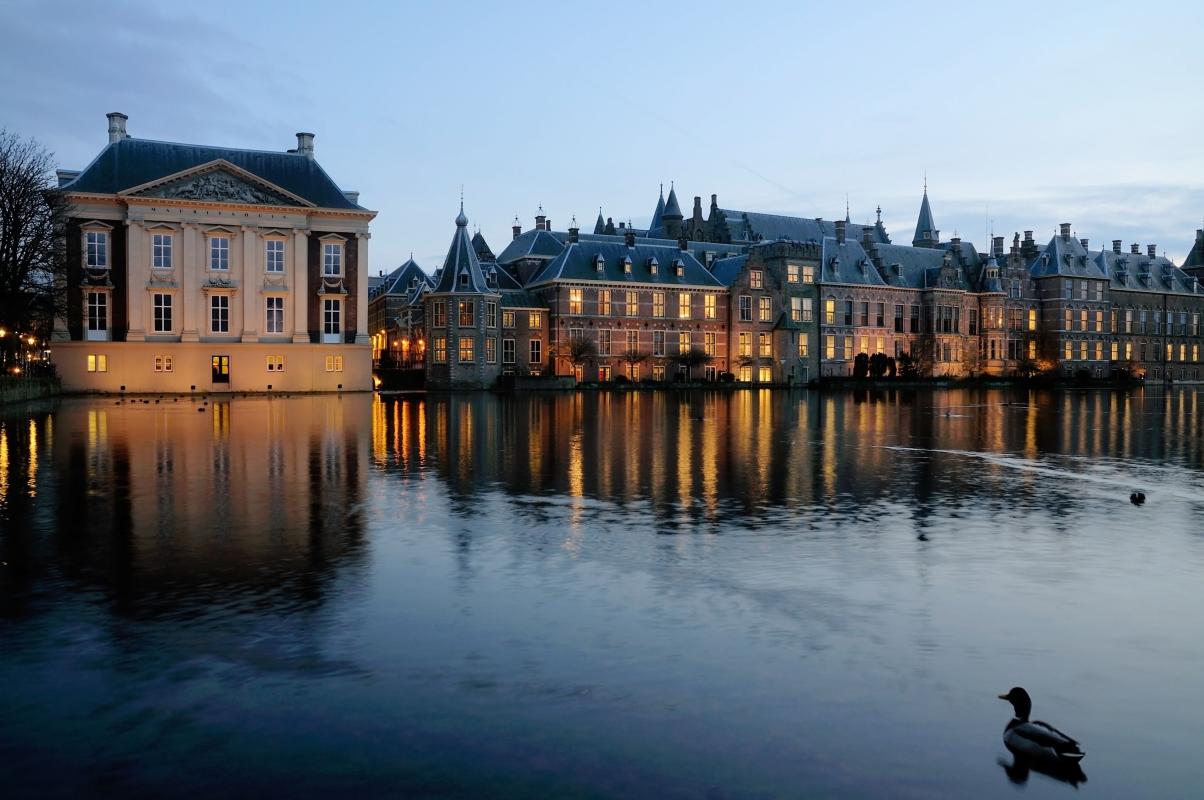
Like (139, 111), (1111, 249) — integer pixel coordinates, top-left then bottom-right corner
(678, 331), (690, 354)
(568, 289), (583, 315)
(152, 233), (173, 269)
(209, 236), (230, 270)
(502, 310), (515, 328)
(599, 290), (611, 316)
(787, 264), (799, 283)
(679, 293), (691, 319)
(759, 332), (772, 357)
(824, 298), (835, 325)
(798, 336), (809, 358)
(528, 312), (542, 329)
(265, 239), (285, 273)
(825, 335), (835, 360)
(652, 365), (666, 382)
(433, 337), (447, 363)
(210, 295), (229, 333)
(266, 355), (285, 372)
(626, 291), (639, 317)
(791, 297), (802, 322)
(266, 296), (284, 334)
(85, 231), (108, 268)
(324, 355), (344, 372)
(485, 337), (496, 363)
(153, 355), (173, 372)
(750, 270), (763, 289)
(759, 296), (772, 322)
(459, 336), (475, 362)
(651, 292), (665, 318)
(152, 293), (172, 333)
(802, 265), (815, 284)
(322, 242), (342, 276)
(704, 331), (716, 356)
(86, 354), (108, 372)
(458, 300), (475, 327)
(758, 366), (772, 383)
(738, 366), (750, 382)
(738, 332), (751, 357)
(704, 295), (716, 319)
(486, 302), (497, 328)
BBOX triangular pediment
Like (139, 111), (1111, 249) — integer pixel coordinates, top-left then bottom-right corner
(122, 159), (312, 207)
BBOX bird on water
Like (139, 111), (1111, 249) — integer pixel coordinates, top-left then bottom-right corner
(998, 687), (1085, 766)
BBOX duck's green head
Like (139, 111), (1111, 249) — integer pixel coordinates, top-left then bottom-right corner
(998, 687), (1032, 721)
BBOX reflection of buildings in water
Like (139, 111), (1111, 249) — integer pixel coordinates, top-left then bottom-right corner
(0, 396), (372, 618)
(373, 386), (1204, 527)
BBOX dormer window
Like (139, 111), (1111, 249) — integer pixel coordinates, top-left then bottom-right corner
(674, 259), (685, 277)
(624, 256), (632, 274)
(487, 269), (497, 287)
(595, 254), (605, 273)
(1041, 254), (1050, 268)
(85, 230), (108, 268)
(459, 271), (469, 288)
(649, 258), (658, 276)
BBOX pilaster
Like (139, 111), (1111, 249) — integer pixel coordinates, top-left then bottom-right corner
(355, 232), (370, 344)
(241, 225), (259, 342)
(180, 223), (200, 342)
(125, 220), (147, 341)
(292, 228), (310, 343)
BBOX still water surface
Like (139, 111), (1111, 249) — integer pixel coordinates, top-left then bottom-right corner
(1, 389), (1203, 798)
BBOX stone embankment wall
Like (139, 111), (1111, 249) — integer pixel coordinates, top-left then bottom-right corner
(0, 378), (61, 404)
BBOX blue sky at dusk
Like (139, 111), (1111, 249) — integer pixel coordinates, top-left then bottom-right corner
(4, 0), (1203, 269)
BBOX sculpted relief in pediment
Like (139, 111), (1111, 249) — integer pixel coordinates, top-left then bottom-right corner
(137, 169), (300, 206)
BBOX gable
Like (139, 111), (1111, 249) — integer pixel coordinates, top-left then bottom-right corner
(128, 165), (305, 207)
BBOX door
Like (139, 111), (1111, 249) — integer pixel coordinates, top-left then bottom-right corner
(211, 355), (230, 384)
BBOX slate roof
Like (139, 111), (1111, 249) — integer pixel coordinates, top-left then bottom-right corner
(1183, 230), (1204, 269)
(714, 209), (890, 246)
(913, 190), (936, 244)
(820, 238), (888, 286)
(710, 255), (747, 287)
(1029, 234), (1109, 280)
(529, 241), (724, 288)
(649, 188), (666, 233)
(593, 209), (606, 235)
(471, 231), (496, 262)
(431, 206), (496, 294)
(377, 258), (432, 297)
(498, 227), (746, 266)
(1096, 248), (1202, 295)
(61, 136), (363, 209)
(663, 185), (682, 218)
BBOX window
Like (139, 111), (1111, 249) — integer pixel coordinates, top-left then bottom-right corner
(801, 265), (815, 284)
(969, 309), (979, 335)
(1095, 341), (1104, 361)
(1064, 309), (1073, 331)
(1139, 310), (1147, 334)
(652, 365), (666, 382)
(529, 312), (542, 329)
(843, 300), (854, 326)
(910, 305), (920, 333)
(529, 338), (541, 364)
(599, 366), (612, 381)
(787, 264), (799, 283)
(626, 291), (639, 317)
(1193, 313), (1200, 337)
(485, 337), (496, 363)
(791, 297), (802, 322)
(1029, 340), (1037, 360)
(1011, 279), (1021, 299)
(679, 293), (691, 319)
(152, 233), (173, 268)
(824, 298), (835, 325)
(433, 336), (447, 363)
(599, 290), (611, 316)
(322, 242), (342, 276)
(759, 332), (772, 357)
(1095, 310), (1104, 332)
(648, 329), (666, 356)
(825, 335), (836, 360)
(502, 338), (515, 363)
(210, 295), (229, 333)
(209, 236), (230, 271)
(458, 336), (475, 362)
(1064, 340), (1073, 360)
(265, 239), (285, 273)
(1078, 280), (1087, 300)
(875, 303), (885, 327)
(324, 355), (344, 372)
(704, 294), (717, 319)
(758, 366), (772, 383)
(85, 231), (108, 268)
(858, 302), (869, 327)
(458, 300), (475, 327)
(502, 310), (515, 328)
(569, 289), (583, 315)
(1080, 309), (1088, 332)
(459, 272), (468, 289)
(486, 302), (496, 328)
(86, 354), (107, 372)
(1124, 310), (1133, 333)
(798, 336), (809, 358)
(737, 366), (750, 382)
(1080, 341), (1088, 361)
(323, 298), (341, 336)
(432, 301), (446, 327)
(1111, 341), (1119, 361)
(1195, 345), (1200, 363)
(738, 332), (751, 357)
(678, 331), (690, 354)
(599, 329), (612, 356)
(153, 293), (172, 333)
(154, 355), (174, 372)
(739, 296), (752, 322)
(704, 331), (716, 356)
(801, 298), (813, 322)
(653, 292), (666, 318)
(266, 355), (284, 372)
(750, 269), (763, 289)
(266, 296), (284, 334)
(87, 291), (108, 333)
(894, 304), (904, 332)
(626, 330), (639, 352)
(759, 296), (772, 322)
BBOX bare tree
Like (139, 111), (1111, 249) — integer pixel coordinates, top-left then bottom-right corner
(556, 335), (597, 376)
(0, 130), (69, 343)
(670, 346), (713, 380)
(620, 348), (650, 379)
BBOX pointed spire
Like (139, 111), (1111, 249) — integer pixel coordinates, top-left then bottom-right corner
(455, 195), (467, 228)
(663, 182), (682, 218)
(649, 184), (667, 232)
(593, 207), (605, 235)
(913, 181), (937, 247)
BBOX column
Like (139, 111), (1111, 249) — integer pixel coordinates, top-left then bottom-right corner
(181, 223), (200, 341)
(355, 232), (370, 344)
(241, 225), (259, 342)
(125, 220), (147, 340)
(292, 228), (310, 343)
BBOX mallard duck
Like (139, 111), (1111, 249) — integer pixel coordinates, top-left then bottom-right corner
(998, 687), (1085, 765)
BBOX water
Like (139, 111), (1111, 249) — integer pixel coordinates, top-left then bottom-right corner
(1, 388), (1203, 798)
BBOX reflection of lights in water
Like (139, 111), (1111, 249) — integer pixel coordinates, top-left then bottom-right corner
(702, 399), (718, 516)
(27, 418), (37, 496)
(565, 427), (585, 550)
(822, 397), (837, 497)
(0, 424), (8, 502)
(677, 408), (692, 508)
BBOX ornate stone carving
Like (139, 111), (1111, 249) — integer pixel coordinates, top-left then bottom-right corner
(139, 170), (299, 206)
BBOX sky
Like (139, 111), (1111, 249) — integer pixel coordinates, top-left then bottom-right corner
(4, 0), (1204, 270)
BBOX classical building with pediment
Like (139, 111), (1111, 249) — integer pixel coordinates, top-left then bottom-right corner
(52, 112), (376, 393)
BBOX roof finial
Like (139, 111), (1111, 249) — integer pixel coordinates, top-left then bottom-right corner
(876, 205), (882, 224)
(571, 214), (577, 227)
(538, 203), (544, 214)
(923, 171), (927, 194)
(845, 194), (850, 223)
(660, 183), (664, 198)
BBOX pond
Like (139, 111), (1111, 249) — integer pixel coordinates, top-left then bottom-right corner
(1, 388), (1202, 798)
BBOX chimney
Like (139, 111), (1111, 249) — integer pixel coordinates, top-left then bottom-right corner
(710, 193), (718, 211)
(568, 224), (579, 243)
(56, 169), (80, 187)
(1131, 243), (1140, 255)
(295, 132), (315, 158)
(604, 217), (616, 235)
(512, 217), (522, 240)
(992, 236), (1005, 257)
(862, 227), (874, 248)
(1148, 244), (1157, 258)
(1080, 238), (1089, 249)
(678, 236), (688, 251)
(951, 235), (961, 250)
(342, 190), (359, 206)
(692, 195), (703, 222)
(1059, 223), (1071, 239)
(106, 112), (128, 143)
(535, 212), (546, 231)
(624, 229), (636, 248)
(1113, 239), (1122, 254)
(835, 219), (846, 244)
(545, 218), (551, 232)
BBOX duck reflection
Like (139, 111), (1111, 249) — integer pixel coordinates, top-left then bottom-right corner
(998, 752), (1087, 787)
